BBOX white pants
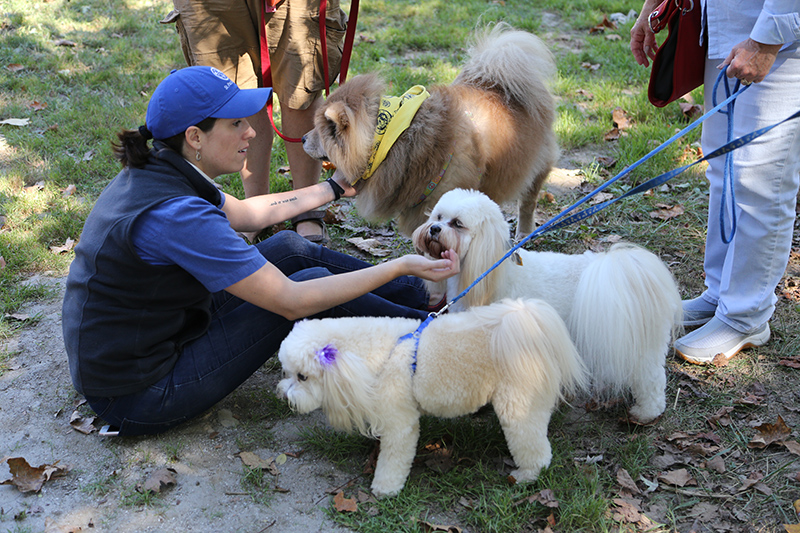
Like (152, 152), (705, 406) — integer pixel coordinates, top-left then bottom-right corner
(700, 44), (800, 332)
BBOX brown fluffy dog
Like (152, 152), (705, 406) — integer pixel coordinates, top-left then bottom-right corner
(302, 23), (558, 237)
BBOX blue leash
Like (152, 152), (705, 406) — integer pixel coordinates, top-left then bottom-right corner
(714, 73), (742, 244)
(401, 70), (800, 368)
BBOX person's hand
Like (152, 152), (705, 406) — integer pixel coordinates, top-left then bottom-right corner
(718, 38), (781, 85)
(331, 169), (357, 198)
(630, 0), (662, 67)
(401, 249), (460, 283)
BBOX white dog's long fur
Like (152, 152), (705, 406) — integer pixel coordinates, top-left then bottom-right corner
(412, 189), (683, 424)
(277, 298), (586, 497)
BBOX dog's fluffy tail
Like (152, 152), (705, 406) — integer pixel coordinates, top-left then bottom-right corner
(456, 22), (556, 123)
(470, 298), (588, 403)
(569, 243), (683, 392)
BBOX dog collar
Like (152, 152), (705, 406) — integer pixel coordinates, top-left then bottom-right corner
(411, 153), (453, 208)
(359, 85), (430, 182)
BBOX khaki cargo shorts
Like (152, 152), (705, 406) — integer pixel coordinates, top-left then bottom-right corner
(168, 0), (346, 110)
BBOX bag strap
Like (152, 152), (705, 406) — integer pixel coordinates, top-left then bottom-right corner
(649, 0), (697, 33)
(259, 0), (359, 143)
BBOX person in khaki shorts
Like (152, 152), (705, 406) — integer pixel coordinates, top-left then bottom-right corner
(166, 0), (347, 243)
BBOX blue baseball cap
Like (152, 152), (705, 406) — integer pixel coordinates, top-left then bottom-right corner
(145, 66), (273, 139)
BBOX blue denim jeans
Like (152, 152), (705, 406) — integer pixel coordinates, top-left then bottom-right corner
(86, 231), (430, 435)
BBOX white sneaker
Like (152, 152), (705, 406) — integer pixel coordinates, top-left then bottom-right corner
(674, 317), (770, 365)
(682, 296), (716, 327)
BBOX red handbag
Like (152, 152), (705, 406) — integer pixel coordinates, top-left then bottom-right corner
(647, 0), (707, 107)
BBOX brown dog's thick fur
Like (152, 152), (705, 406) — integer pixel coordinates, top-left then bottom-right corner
(302, 23), (559, 237)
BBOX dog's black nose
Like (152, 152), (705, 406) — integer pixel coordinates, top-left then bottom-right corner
(429, 224), (441, 237)
(301, 134), (307, 144)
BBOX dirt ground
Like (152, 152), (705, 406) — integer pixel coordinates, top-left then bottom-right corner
(0, 275), (354, 533)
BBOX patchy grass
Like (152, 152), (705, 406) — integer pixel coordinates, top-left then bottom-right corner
(2, 0), (800, 532)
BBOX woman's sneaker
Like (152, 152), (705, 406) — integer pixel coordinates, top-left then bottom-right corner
(674, 317), (770, 365)
(682, 296), (716, 327)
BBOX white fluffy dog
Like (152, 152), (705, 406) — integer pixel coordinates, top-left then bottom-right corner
(277, 298), (586, 497)
(412, 188), (683, 424)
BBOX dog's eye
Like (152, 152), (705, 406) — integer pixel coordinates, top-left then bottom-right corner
(297, 373), (307, 382)
(451, 218), (464, 229)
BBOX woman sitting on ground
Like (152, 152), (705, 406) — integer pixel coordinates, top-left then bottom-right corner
(62, 66), (458, 436)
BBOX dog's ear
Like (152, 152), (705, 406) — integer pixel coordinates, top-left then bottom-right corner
(317, 344), (383, 436)
(410, 223), (429, 255)
(460, 201), (510, 307)
(323, 101), (353, 134)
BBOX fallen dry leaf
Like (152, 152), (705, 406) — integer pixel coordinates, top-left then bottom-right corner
(589, 15), (618, 33)
(782, 440), (800, 456)
(612, 107), (632, 130)
(740, 471), (772, 495)
(333, 490), (358, 513)
(7, 63), (25, 72)
(0, 118), (31, 127)
(590, 191), (614, 205)
(53, 39), (77, 47)
(650, 204), (684, 220)
(29, 101), (48, 111)
(678, 102), (703, 120)
(778, 355), (800, 369)
(69, 410), (97, 434)
(581, 62), (601, 71)
(658, 468), (696, 487)
(346, 237), (391, 257)
(1, 457), (68, 493)
(706, 406), (734, 428)
(705, 455), (726, 473)
(595, 156), (617, 168)
(617, 468), (641, 494)
(62, 184), (77, 197)
(749, 415), (792, 449)
(143, 467), (177, 493)
(24, 181), (45, 193)
(239, 451), (279, 475)
(610, 498), (641, 523)
(604, 127), (621, 141)
(49, 238), (75, 254)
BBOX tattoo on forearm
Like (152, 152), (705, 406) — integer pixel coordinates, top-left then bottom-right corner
(269, 196), (299, 206)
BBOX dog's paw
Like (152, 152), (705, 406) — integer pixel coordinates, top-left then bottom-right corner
(627, 404), (664, 426)
(509, 467), (541, 484)
(370, 483), (402, 499)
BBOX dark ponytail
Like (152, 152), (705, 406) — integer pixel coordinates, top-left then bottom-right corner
(111, 117), (218, 168)
(112, 126), (152, 168)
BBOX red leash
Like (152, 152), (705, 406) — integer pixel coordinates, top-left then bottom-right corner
(260, 0), (359, 143)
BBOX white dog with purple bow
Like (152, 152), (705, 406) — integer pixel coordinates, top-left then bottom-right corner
(277, 298), (586, 497)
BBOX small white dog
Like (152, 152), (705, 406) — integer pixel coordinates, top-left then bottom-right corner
(277, 298), (586, 497)
(412, 188), (683, 424)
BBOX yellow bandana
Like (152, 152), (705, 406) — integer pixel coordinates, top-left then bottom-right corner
(359, 85), (430, 181)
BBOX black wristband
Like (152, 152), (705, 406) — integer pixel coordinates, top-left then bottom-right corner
(326, 177), (345, 201)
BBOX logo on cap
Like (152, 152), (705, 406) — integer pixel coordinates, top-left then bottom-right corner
(210, 68), (230, 82)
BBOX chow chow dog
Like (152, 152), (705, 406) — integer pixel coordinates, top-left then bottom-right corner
(302, 23), (558, 237)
